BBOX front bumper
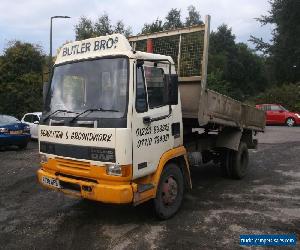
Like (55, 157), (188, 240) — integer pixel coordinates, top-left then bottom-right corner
(37, 168), (134, 204)
(0, 134), (30, 146)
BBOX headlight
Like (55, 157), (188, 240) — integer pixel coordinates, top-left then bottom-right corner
(295, 113), (300, 118)
(106, 164), (132, 177)
(40, 154), (48, 163)
(0, 128), (9, 134)
(106, 164), (122, 176)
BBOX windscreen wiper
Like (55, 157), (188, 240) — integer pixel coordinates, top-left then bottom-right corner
(70, 108), (120, 123)
(43, 109), (78, 122)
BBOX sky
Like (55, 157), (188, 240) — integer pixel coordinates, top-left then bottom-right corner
(0, 0), (273, 55)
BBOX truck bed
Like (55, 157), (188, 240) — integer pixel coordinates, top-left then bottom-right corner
(179, 77), (265, 131)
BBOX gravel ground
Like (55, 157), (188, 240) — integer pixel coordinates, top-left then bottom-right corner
(0, 126), (299, 249)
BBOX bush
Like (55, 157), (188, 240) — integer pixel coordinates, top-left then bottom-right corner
(249, 82), (300, 112)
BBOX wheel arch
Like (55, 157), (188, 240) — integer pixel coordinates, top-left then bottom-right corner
(153, 146), (192, 191)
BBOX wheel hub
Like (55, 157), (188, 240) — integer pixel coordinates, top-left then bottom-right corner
(162, 176), (178, 205)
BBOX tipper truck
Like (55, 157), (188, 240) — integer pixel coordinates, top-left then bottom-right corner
(38, 16), (265, 219)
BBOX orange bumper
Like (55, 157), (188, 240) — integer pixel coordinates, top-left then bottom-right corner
(37, 168), (134, 204)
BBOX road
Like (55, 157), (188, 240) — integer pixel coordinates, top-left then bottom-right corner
(0, 126), (299, 249)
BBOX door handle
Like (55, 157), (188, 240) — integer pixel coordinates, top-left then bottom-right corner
(143, 116), (151, 125)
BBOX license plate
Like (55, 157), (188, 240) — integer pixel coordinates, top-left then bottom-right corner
(42, 176), (60, 188)
(10, 130), (23, 135)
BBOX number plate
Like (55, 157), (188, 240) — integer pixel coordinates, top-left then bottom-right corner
(10, 130), (23, 135)
(42, 176), (60, 188)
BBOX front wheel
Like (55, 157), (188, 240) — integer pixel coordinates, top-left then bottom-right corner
(153, 163), (184, 220)
(286, 117), (295, 127)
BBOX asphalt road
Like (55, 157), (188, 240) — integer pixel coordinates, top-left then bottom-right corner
(0, 126), (299, 249)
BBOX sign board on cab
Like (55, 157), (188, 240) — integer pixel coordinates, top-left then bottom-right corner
(55, 34), (132, 64)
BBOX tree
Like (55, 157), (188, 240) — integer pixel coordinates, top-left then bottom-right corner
(185, 5), (203, 26)
(94, 14), (113, 36)
(114, 20), (132, 37)
(75, 16), (94, 40)
(0, 41), (45, 117)
(250, 0), (300, 84)
(141, 18), (164, 34)
(75, 14), (132, 40)
(208, 25), (267, 100)
(140, 6), (203, 34)
(164, 8), (183, 30)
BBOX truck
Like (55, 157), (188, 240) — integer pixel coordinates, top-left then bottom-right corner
(37, 16), (265, 219)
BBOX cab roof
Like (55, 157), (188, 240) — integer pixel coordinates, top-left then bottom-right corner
(55, 34), (174, 65)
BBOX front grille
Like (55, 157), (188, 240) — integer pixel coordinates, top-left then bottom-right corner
(57, 173), (98, 183)
(56, 158), (91, 172)
(60, 180), (81, 193)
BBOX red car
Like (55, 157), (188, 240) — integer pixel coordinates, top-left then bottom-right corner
(256, 104), (300, 127)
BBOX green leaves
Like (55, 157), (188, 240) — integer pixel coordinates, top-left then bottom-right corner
(0, 41), (44, 118)
(141, 5), (203, 35)
(208, 25), (267, 101)
(251, 0), (300, 84)
(75, 14), (132, 41)
(251, 83), (300, 112)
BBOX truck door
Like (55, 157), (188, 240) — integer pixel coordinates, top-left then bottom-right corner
(132, 63), (174, 179)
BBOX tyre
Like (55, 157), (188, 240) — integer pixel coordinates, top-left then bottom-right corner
(220, 149), (232, 178)
(229, 142), (249, 179)
(18, 143), (28, 150)
(153, 163), (184, 220)
(286, 117), (295, 127)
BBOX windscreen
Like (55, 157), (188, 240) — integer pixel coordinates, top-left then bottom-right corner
(45, 58), (128, 119)
(0, 115), (20, 125)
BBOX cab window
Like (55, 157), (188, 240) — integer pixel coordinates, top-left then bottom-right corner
(144, 66), (167, 109)
(135, 67), (148, 113)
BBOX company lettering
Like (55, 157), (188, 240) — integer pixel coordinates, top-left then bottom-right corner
(62, 36), (119, 57)
(40, 129), (113, 143)
(40, 129), (63, 139)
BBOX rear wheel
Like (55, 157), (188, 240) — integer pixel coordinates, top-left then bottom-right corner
(220, 149), (232, 178)
(230, 142), (249, 179)
(286, 117), (295, 127)
(154, 163), (184, 220)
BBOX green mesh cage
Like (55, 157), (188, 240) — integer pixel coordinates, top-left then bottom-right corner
(130, 30), (205, 77)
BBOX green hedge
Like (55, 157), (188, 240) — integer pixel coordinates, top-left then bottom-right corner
(248, 82), (300, 112)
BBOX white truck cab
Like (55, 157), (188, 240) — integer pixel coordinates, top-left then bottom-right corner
(38, 34), (189, 219)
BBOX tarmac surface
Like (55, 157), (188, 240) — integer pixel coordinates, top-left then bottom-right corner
(0, 126), (299, 249)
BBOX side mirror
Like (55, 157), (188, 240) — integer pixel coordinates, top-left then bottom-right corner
(33, 121), (39, 125)
(165, 74), (178, 105)
(43, 82), (49, 104)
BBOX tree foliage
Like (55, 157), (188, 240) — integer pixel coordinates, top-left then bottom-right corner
(163, 8), (183, 30)
(75, 14), (132, 40)
(249, 82), (300, 112)
(185, 5), (203, 26)
(141, 5), (202, 34)
(0, 41), (45, 118)
(141, 18), (164, 34)
(208, 25), (267, 100)
(250, 0), (300, 84)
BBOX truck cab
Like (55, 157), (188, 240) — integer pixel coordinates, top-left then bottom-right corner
(38, 34), (189, 219)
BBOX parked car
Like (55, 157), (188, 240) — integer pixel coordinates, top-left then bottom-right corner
(21, 112), (42, 139)
(0, 115), (31, 149)
(256, 104), (300, 127)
